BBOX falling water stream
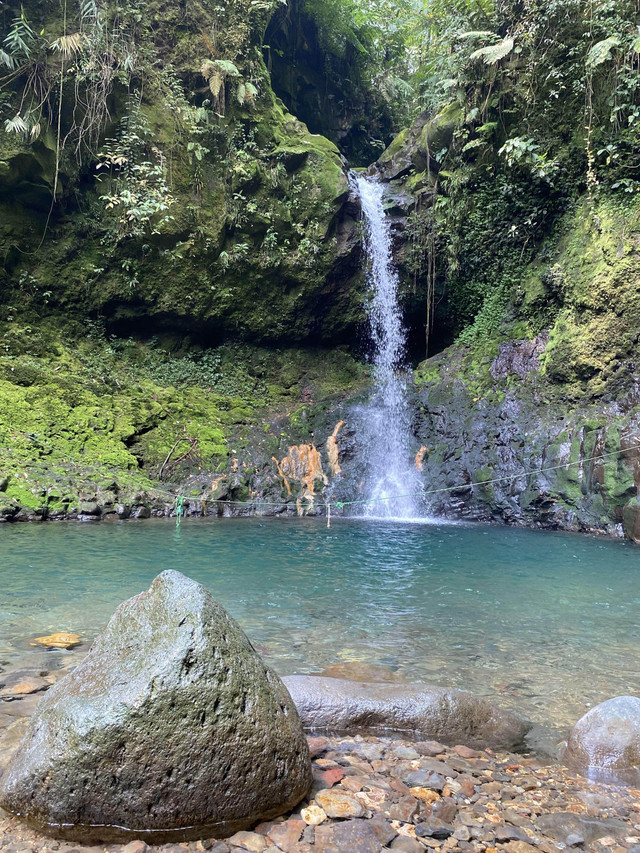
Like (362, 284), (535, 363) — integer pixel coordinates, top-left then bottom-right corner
(353, 173), (424, 519)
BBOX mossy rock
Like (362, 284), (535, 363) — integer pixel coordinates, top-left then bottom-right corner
(623, 497), (640, 543)
(416, 103), (464, 169)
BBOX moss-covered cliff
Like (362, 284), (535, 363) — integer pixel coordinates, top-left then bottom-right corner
(0, 0), (371, 517)
(2, 0), (640, 543)
(368, 125), (640, 538)
(0, 0), (366, 345)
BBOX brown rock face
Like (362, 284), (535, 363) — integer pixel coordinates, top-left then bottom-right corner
(0, 571), (312, 842)
(283, 675), (530, 750)
(562, 695), (640, 786)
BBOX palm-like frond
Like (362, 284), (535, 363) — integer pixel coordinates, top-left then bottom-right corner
(470, 36), (513, 64)
(50, 32), (85, 57)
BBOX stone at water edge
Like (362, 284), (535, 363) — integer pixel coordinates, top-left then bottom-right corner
(283, 675), (531, 750)
(623, 496), (640, 543)
(561, 695), (640, 786)
(0, 570), (312, 843)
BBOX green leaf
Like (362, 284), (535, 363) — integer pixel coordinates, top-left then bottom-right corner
(586, 36), (621, 67)
(213, 59), (241, 77)
(470, 37), (514, 65)
(458, 30), (497, 40)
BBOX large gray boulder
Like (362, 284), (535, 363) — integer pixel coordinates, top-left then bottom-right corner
(0, 571), (312, 842)
(283, 675), (530, 750)
(562, 695), (640, 785)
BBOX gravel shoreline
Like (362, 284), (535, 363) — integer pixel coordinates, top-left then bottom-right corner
(2, 721), (640, 853)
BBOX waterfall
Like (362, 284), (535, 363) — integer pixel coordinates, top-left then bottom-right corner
(352, 173), (424, 520)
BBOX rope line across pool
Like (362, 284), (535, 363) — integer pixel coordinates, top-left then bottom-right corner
(165, 441), (640, 522)
(6, 427), (636, 522)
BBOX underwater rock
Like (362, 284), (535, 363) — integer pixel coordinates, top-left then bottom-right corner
(315, 661), (404, 682)
(0, 570), (311, 842)
(283, 675), (530, 750)
(30, 632), (80, 650)
(562, 695), (640, 786)
(535, 812), (629, 846)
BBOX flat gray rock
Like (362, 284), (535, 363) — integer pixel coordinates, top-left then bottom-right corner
(0, 571), (311, 843)
(283, 675), (530, 750)
(562, 695), (640, 785)
(535, 812), (629, 845)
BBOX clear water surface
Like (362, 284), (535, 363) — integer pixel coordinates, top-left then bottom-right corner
(1, 517), (638, 731)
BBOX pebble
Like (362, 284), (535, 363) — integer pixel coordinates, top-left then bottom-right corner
(394, 746), (420, 760)
(225, 832), (265, 852)
(2, 716), (640, 853)
(389, 838), (425, 852)
(314, 788), (365, 818)
(415, 820), (454, 839)
(300, 805), (327, 826)
(266, 819), (304, 851)
(415, 741), (446, 756)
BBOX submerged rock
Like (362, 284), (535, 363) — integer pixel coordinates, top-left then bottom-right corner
(30, 632), (80, 650)
(562, 695), (640, 785)
(0, 571), (311, 843)
(283, 675), (530, 750)
(535, 812), (629, 846)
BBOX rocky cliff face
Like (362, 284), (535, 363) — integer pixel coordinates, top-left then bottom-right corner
(0, 0), (372, 516)
(2, 1), (640, 542)
(413, 345), (640, 537)
(0, 0), (365, 347)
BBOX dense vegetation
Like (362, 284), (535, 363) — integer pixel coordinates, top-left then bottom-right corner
(0, 0), (639, 531)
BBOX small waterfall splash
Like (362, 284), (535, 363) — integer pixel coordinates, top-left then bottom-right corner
(352, 173), (424, 520)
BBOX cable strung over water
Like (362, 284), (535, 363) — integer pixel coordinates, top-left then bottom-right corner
(351, 173), (424, 520)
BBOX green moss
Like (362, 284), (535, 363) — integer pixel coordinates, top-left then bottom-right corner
(414, 364), (440, 387)
(419, 102), (464, 155)
(0, 326), (367, 512)
(377, 127), (410, 166)
(530, 197), (640, 396)
(1, 0), (359, 350)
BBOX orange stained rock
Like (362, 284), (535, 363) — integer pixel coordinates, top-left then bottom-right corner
(272, 455), (292, 495)
(326, 420), (346, 477)
(410, 787), (441, 805)
(415, 445), (428, 471)
(31, 632), (80, 649)
(210, 474), (227, 494)
(274, 444), (328, 510)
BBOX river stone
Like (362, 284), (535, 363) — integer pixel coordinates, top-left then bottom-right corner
(283, 676), (530, 750)
(562, 695), (640, 785)
(0, 570), (312, 843)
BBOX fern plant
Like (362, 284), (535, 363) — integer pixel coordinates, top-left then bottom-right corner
(1, 8), (37, 69)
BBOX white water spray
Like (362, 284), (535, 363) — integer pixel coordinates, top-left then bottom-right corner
(352, 173), (424, 520)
